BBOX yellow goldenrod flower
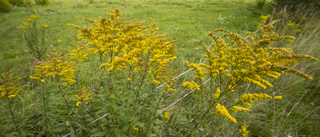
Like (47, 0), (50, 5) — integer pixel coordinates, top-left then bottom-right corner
(42, 24), (49, 28)
(164, 108), (171, 119)
(214, 87), (220, 99)
(230, 106), (250, 112)
(58, 40), (62, 43)
(239, 93), (272, 107)
(127, 78), (131, 81)
(215, 103), (237, 123)
(273, 95), (282, 99)
(30, 15), (39, 20)
(69, 86), (93, 106)
(17, 25), (26, 30)
(133, 124), (139, 131)
(30, 48), (76, 85)
(0, 70), (26, 99)
(68, 9), (177, 91)
(24, 18), (32, 22)
(240, 121), (249, 136)
(41, 79), (45, 83)
(152, 80), (161, 84)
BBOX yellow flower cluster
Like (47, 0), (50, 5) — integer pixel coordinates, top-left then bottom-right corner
(273, 95), (282, 99)
(182, 23), (317, 136)
(30, 47), (76, 85)
(182, 81), (200, 91)
(239, 93), (272, 107)
(17, 15), (42, 30)
(214, 87), (220, 99)
(68, 9), (177, 89)
(257, 14), (277, 28)
(185, 61), (205, 82)
(230, 106), (249, 112)
(164, 108), (171, 119)
(215, 103), (237, 123)
(133, 124), (139, 131)
(63, 40), (95, 64)
(69, 86), (93, 106)
(0, 70), (26, 99)
(187, 24), (317, 92)
(240, 121), (249, 137)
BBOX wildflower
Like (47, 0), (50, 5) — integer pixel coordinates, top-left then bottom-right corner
(30, 48), (76, 85)
(215, 103), (237, 123)
(69, 86), (93, 106)
(0, 70), (26, 99)
(127, 78), (131, 81)
(230, 106), (249, 112)
(30, 15), (39, 20)
(214, 87), (220, 99)
(133, 124), (139, 131)
(273, 95), (282, 99)
(42, 24), (49, 28)
(152, 80), (161, 84)
(182, 81), (200, 91)
(164, 108), (171, 119)
(17, 25), (26, 30)
(239, 93), (272, 107)
(58, 40), (62, 43)
(240, 121), (249, 136)
(24, 18), (32, 22)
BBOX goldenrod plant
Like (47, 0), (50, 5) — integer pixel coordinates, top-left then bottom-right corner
(1, 4), (319, 136)
(17, 15), (49, 60)
(0, 70), (26, 136)
(68, 9), (177, 136)
(30, 46), (76, 135)
(181, 24), (318, 136)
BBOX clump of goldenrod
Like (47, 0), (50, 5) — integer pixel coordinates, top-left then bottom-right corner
(69, 86), (93, 107)
(68, 9), (177, 136)
(30, 46), (76, 128)
(17, 15), (49, 60)
(68, 9), (176, 90)
(0, 70), (26, 136)
(30, 47), (76, 85)
(183, 23), (318, 136)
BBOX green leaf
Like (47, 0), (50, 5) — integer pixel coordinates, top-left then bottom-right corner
(70, 127), (75, 137)
(74, 121), (87, 131)
(91, 132), (107, 136)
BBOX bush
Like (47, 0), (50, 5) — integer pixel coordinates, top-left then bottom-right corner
(35, 0), (48, 6)
(272, 0), (320, 17)
(9, 0), (24, 6)
(0, 0), (11, 13)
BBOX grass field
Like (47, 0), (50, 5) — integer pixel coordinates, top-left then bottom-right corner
(0, 0), (319, 136)
(0, 0), (271, 73)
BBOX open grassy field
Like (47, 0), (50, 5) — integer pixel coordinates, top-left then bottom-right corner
(0, 0), (271, 73)
(0, 0), (319, 136)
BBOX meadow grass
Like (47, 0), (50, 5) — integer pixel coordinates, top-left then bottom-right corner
(0, 0), (319, 136)
(0, 0), (270, 73)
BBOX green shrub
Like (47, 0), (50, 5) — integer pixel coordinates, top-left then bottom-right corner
(0, 0), (12, 13)
(35, 0), (48, 6)
(9, 0), (24, 7)
(272, 0), (320, 17)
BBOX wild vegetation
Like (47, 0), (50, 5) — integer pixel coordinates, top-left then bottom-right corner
(1, 0), (319, 136)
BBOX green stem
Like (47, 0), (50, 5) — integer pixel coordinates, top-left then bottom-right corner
(145, 92), (165, 136)
(42, 81), (48, 135)
(6, 95), (22, 136)
(57, 79), (73, 128)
